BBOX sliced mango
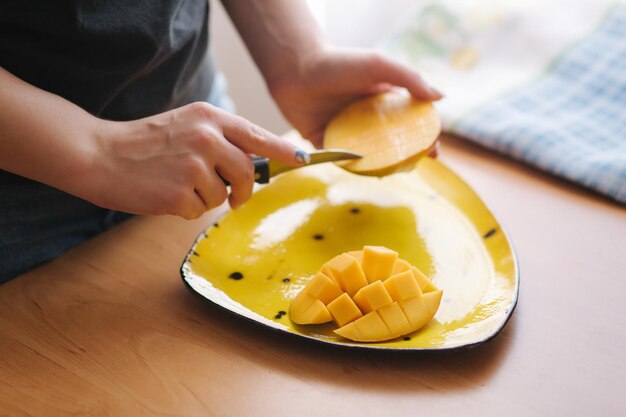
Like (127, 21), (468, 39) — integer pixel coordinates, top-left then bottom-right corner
(383, 270), (422, 301)
(290, 246), (442, 342)
(378, 302), (412, 337)
(392, 259), (412, 274)
(327, 293), (363, 327)
(305, 272), (343, 304)
(331, 321), (363, 341)
(361, 246), (398, 283)
(335, 311), (391, 342)
(323, 92), (441, 176)
(423, 290), (443, 317)
(398, 296), (430, 329)
(289, 272), (342, 325)
(346, 250), (363, 264)
(411, 266), (437, 293)
(289, 292), (318, 324)
(293, 298), (332, 324)
(353, 281), (393, 314)
(321, 253), (368, 296)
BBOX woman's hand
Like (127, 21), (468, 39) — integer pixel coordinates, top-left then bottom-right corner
(0, 67), (305, 221)
(91, 102), (305, 219)
(221, 1), (442, 148)
(268, 47), (444, 147)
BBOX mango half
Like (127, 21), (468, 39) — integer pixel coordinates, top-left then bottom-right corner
(289, 246), (442, 342)
(323, 92), (441, 176)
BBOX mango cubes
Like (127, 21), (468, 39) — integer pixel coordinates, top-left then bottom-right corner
(289, 246), (443, 342)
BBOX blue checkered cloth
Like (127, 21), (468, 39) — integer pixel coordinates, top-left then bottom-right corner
(452, 5), (626, 204)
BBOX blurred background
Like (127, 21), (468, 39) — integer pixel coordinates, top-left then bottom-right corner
(211, 0), (420, 134)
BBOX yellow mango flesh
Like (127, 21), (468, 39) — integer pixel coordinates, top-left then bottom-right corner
(377, 302), (412, 336)
(398, 296), (430, 329)
(410, 266), (437, 293)
(346, 250), (363, 264)
(423, 290), (444, 317)
(289, 294), (332, 324)
(361, 246), (398, 283)
(383, 270), (422, 301)
(353, 280), (393, 313)
(323, 92), (441, 176)
(321, 253), (368, 296)
(290, 246), (442, 342)
(289, 292), (316, 321)
(392, 259), (412, 274)
(305, 272), (343, 304)
(327, 293), (363, 327)
(335, 311), (391, 341)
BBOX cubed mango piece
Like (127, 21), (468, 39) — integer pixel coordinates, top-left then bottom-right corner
(377, 302), (412, 338)
(289, 292), (317, 324)
(290, 295), (332, 325)
(384, 270), (422, 301)
(423, 289), (443, 317)
(332, 321), (363, 341)
(304, 272), (342, 304)
(336, 311), (391, 342)
(361, 246), (398, 283)
(352, 280), (393, 313)
(346, 250), (363, 264)
(327, 292), (363, 327)
(398, 296), (430, 329)
(392, 259), (412, 274)
(410, 267), (438, 293)
(301, 299), (332, 324)
(322, 253), (368, 296)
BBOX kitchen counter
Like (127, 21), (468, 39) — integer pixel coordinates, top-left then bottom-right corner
(1, 134), (624, 417)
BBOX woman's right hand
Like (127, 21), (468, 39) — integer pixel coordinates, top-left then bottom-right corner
(1, 68), (302, 220)
(89, 102), (306, 219)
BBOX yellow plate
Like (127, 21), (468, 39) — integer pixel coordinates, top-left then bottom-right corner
(181, 157), (519, 350)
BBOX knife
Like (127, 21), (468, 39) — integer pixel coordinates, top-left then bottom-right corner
(220, 149), (362, 185)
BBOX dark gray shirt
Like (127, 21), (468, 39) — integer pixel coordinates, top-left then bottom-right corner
(0, 0), (215, 280)
(0, 0), (214, 120)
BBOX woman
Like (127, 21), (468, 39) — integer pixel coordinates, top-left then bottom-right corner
(0, 0), (442, 281)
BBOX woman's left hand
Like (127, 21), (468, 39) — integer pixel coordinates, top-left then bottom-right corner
(268, 47), (443, 147)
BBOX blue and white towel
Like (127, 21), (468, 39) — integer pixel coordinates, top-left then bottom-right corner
(384, 0), (626, 204)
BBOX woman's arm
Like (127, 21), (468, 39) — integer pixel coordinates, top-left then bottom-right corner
(0, 67), (102, 199)
(219, 0), (325, 87)
(0, 67), (304, 217)
(221, 0), (443, 145)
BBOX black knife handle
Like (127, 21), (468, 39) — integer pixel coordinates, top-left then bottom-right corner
(220, 156), (270, 186)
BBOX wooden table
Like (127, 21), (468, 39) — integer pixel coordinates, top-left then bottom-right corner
(1, 136), (624, 417)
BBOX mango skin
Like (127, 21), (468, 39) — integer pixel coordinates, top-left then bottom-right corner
(290, 247), (442, 342)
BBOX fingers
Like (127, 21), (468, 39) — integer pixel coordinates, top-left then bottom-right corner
(193, 162), (229, 211)
(368, 54), (444, 101)
(219, 111), (310, 166)
(211, 138), (256, 209)
(176, 102), (313, 212)
(365, 82), (394, 95)
(177, 191), (209, 220)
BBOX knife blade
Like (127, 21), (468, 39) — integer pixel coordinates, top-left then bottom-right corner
(221, 149), (362, 186)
